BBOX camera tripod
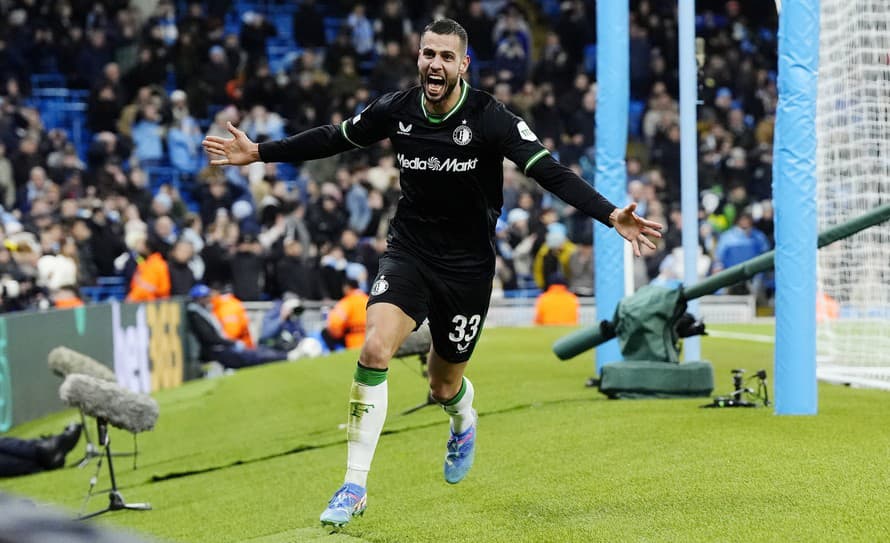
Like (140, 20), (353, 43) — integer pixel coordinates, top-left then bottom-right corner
(78, 418), (151, 520)
(703, 369), (770, 408)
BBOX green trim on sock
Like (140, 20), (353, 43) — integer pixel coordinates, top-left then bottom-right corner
(442, 378), (467, 406)
(354, 362), (388, 386)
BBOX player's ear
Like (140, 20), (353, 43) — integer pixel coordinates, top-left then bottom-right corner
(459, 53), (471, 75)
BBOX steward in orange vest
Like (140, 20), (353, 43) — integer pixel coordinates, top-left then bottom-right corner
(323, 278), (369, 350)
(534, 273), (580, 326)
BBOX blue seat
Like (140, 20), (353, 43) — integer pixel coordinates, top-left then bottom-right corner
(628, 99), (645, 139)
(30, 73), (66, 89)
(583, 44), (597, 74)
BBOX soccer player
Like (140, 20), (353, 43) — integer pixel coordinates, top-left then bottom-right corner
(203, 18), (663, 528)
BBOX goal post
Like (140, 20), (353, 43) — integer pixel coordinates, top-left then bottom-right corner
(815, 0), (890, 389)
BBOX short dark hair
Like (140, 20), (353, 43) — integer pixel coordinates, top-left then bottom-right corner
(423, 18), (468, 54)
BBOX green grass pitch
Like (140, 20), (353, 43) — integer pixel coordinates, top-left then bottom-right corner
(3, 324), (890, 542)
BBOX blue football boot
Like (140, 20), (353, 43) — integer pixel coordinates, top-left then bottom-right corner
(320, 482), (367, 527)
(444, 410), (476, 484)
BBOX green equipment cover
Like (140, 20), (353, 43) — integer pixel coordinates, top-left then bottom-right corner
(613, 285), (686, 362)
(599, 360), (714, 399)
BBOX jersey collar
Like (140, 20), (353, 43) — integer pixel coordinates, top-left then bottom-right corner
(420, 78), (468, 125)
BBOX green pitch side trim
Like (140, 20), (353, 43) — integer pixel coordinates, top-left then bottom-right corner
(340, 121), (365, 148)
(421, 79), (469, 124)
(354, 363), (388, 386)
(524, 149), (550, 174)
(441, 377), (467, 406)
(0, 317), (11, 431)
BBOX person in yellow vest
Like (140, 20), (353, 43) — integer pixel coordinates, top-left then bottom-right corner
(126, 236), (171, 302)
(534, 272), (580, 326)
(211, 287), (254, 348)
(323, 265), (369, 351)
(532, 225), (577, 289)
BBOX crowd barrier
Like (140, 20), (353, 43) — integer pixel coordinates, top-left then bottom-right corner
(0, 299), (196, 431)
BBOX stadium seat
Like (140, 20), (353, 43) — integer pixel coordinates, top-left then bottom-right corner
(628, 100), (645, 139)
(30, 73), (66, 90)
(583, 44), (597, 75)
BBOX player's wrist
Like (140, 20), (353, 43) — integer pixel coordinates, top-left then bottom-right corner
(249, 142), (261, 163)
(608, 208), (620, 226)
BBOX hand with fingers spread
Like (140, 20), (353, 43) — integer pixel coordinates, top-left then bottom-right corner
(609, 202), (664, 257)
(201, 122), (261, 166)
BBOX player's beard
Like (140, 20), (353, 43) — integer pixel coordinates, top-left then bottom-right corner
(421, 71), (459, 104)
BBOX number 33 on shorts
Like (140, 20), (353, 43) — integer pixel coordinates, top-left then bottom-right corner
(449, 314), (481, 354)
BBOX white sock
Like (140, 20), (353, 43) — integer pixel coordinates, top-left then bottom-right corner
(344, 364), (388, 488)
(441, 377), (476, 434)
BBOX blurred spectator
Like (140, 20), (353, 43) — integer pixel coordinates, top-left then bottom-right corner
(259, 293), (308, 352)
(346, 4), (375, 61)
(210, 285), (254, 348)
(131, 103), (165, 167)
(322, 266), (368, 351)
(53, 284), (84, 309)
(70, 218), (98, 286)
(533, 225), (576, 289)
(293, 0), (326, 48)
(534, 272), (579, 326)
(168, 238), (197, 296)
(239, 11), (277, 72)
(230, 230), (264, 302)
(714, 212), (770, 294)
(566, 235), (593, 297)
(275, 238), (320, 301)
(125, 234), (170, 302)
(463, 0), (495, 62)
(186, 284), (300, 369)
(0, 143), (13, 210)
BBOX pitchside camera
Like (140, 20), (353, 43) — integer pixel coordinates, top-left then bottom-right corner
(702, 368), (770, 408)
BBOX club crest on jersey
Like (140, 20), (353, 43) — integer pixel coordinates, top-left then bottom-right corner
(452, 124), (473, 146)
(371, 277), (389, 296)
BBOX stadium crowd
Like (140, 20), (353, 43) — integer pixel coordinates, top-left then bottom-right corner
(0, 0), (780, 315)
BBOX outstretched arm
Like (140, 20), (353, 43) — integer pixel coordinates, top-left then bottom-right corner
(528, 157), (663, 257)
(202, 121), (358, 165)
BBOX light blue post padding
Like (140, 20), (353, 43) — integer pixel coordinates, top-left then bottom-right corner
(773, 0), (819, 415)
(594, 0), (628, 373)
(678, 0), (701, 361)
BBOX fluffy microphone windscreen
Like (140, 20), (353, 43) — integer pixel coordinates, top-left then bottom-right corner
(59, 374), (159, 433)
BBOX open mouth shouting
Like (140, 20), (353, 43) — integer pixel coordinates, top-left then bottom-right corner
(425, 73), (448, 100)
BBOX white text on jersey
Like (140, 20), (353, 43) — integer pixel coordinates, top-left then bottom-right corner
(397, 153), (479, 172)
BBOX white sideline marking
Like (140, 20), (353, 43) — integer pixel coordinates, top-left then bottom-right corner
(706, 330), (775, 343)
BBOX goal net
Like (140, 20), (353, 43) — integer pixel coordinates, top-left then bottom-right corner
(816, 0), (890, 389)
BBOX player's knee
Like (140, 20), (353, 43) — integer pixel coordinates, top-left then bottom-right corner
(359, 334), (393, 369)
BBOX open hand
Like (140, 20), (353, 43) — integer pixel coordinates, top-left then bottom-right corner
(610, 202), (663, 257)
(201, 122), (260, 166)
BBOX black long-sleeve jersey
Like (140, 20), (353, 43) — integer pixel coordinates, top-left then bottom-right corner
(259, 79), (617, 280)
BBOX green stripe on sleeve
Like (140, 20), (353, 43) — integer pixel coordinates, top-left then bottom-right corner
(340, 121), (365, 148)
(523, 149), (550, 174)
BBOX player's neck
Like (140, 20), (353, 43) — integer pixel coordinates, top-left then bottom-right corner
(423, 78), (465, 117)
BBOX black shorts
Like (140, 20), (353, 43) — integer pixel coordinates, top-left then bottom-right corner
(367, 251), (492, 363)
